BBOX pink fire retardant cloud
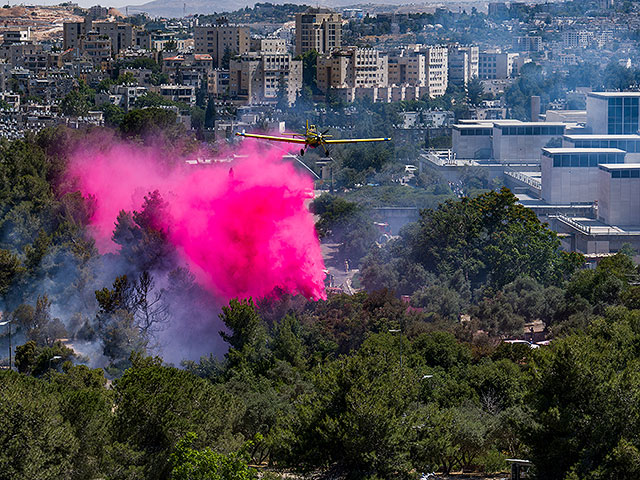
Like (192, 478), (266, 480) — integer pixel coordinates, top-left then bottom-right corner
(66, 139), (327, 301)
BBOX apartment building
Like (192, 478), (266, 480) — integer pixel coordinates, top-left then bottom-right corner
(63, 21), (87, 50)
(316, 47), (387, 92)
(156, 84), (196, 106)
(478, 51), (518, 79)
(208, 69), (230, 97)
(250, 38), (287, 53)
(63, 20), (133, 55)
(229, 52), (302, 105)
(387, 45), (448, 97)
(295, 8), (342, 56)
(80, 31), (111, 63)
(3, 28), (30, 44)
(512, 36), (542, 52)
(563, 30), (613, 49)
(92, 21), (133, 54)
(448, 45), (478, 86)
(563, 31), (592, 49)
(194, 25), (250, 68)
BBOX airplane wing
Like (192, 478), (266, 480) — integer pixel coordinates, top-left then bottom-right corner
(235, 132), (307, 144)
(324, 137), (391, 144)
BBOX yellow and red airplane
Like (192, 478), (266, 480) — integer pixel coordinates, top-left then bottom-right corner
(235, 121), (391, 157)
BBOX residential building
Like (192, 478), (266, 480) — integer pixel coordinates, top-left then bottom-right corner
(3, 28), (30, 44)
(229, 52), (302, 105)
(478, 51), (519, 79)
(512, 36), (542, 52)
(388, 45), (448, 97)
(250, 38), (287, 53)
(448, 45), (478, 86)
(316, 47), (387, 92)
(87, 5), (108, 20)
(295, 8), (342, 56)
(156, 84), (196, 106)
(208, 69), (230, 97)
(64, 20), (133, 55)
(563, 31), (592, 49)
(92, 21), (134, 55)
(194, 25), (250, 68)
(63, 21), (87, 50)
(135, 29), (151, 50)
(81, 31), (112, 63)
(95, 85), (148, 111)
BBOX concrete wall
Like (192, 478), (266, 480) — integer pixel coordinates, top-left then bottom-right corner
(452, 130), (492, 159)
(542, 157), (602, 204)
(493, 130), (562, 162)
(586, 96), (608, 134)
(598, 170), (640, 225)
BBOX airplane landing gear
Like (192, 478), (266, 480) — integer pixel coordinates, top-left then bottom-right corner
(300, 148), (305, 156)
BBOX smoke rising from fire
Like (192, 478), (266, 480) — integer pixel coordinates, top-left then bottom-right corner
(65, 140), (326, 302)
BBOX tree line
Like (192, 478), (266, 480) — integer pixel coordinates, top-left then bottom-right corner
(2, 124), (640, 479)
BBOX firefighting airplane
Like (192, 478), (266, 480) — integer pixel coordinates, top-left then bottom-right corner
(235, 121), (391, 157)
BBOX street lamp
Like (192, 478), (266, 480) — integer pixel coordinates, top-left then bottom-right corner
(389, 329), (402, 368)
(0, 319), (12, 370)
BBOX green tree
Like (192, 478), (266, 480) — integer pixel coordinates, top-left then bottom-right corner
(219, 298), (270, 374)
(171, 433), (257, 480)
(113, 354), (243, 479)
(466, 76), (484, 105)
(100, 103), (125, 127)
(119, 107), (183, 142)
(204, 98), (217, 129)
(0, 371), (79, 479)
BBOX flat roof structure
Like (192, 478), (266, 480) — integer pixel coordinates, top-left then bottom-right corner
(564, 134), (640, 140)
(452, 124), (493, 129)
(588, 92), (640, 98)
(542, 147), (626, 154)
(494, 121), (566, 127)
(599, 162), (640, 170)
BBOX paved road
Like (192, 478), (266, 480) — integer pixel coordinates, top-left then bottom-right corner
(321, 242), (359, 294)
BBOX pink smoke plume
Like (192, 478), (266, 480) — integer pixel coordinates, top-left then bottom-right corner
(66, 139), (326, 301)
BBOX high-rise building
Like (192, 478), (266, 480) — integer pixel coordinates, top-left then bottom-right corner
(295, 8), (342, 56)
(387, 45), (448, 97)
(229, 52), (302, 105)
(316, 47), (387, 92)
(448, 45), (478, 86)
(92, 21), (133, 55)
(63, 21), (86, 50)
(81, 31), (111, 63)
(194, 25), (250, 68)
(512, 36), (542, 52)
(64, 20), (133, 55)
(478, 51), (518, 79)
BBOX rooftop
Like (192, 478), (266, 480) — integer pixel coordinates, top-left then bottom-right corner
(542, 147), (626, 154)
(564, 134), (640, 140)
(494, 121), (567, 127)
(599, 163), (640, 171)
(588, 92), (640, 98)
(452, 124), (493, 129)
